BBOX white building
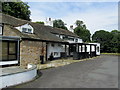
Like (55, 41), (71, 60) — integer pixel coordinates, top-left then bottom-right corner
(44, 17), (53, 27)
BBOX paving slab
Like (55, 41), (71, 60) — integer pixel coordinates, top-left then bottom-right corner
(0, 66), (26, 76)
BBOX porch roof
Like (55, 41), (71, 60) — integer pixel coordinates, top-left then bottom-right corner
(0, 36), (20, 41)
(69, 43), (97, 46)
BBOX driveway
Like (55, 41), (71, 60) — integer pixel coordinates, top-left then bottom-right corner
(15, 55), (118, 88)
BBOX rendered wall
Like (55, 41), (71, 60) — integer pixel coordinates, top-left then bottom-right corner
(0, 64), (37, 88)
(47, 43), (65, 59)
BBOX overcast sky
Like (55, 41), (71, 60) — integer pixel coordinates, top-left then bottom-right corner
(27, 1), (118, 35)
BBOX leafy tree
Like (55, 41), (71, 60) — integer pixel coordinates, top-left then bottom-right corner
(92, 30), (120, 53)
(35, 21), (44, 25)
(92, 30), (113, 53)
(74, 20), (91, 42)
(53, 19), (68, 30)
(75, 20), (84, 27)
(2, 1), (31, 21)
(110, 30), (120, 53)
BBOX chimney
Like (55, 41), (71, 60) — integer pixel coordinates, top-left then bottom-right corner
(69, 25), (74, 33)
(45, 17), (53, 27)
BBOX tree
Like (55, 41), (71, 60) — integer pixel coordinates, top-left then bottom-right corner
(75, 20), (84, 27)
(74, 20), (91, 42)
(53, 19), (68, 30)
(35, 21), (44, 25)
(92, 30), (113, 53)
(110, 30), (120, 53)
(2, 1), (31, 21)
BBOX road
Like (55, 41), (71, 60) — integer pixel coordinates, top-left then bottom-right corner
(15, 55), (118, 88)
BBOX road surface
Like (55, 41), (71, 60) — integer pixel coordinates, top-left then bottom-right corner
(15, 55), (118, 88)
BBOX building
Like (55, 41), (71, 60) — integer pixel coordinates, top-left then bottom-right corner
(0, 13), (100, 67)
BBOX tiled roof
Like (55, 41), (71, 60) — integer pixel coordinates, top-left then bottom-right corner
(1, 13), (79, 43)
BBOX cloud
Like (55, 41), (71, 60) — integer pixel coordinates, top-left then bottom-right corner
(62, 3), (118, 34)
(23, 0), (119, 2)
(28, 2), (118, 35)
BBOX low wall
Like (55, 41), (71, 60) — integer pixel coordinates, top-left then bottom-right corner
(0, 64), (37, 88)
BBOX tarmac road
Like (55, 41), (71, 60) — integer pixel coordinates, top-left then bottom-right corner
(15, 55), (118, 88)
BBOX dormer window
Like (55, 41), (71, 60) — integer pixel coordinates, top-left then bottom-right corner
(15, 23), (34, 34)
(22, 28), (27, 33)
(22, 28), (32, 33)
(28, 29), (32, 33)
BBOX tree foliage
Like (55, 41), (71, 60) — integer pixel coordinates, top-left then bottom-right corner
(75, 20), (84, 27)
(74, 20), (91, 42)
(2, 1), (31, 21)
(53, 19), (68, 30)
(110, 30), (120, 53)
(35, 21), (44, 25)
(92, 30), (120, 53)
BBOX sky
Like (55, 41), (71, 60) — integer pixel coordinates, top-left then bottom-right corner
(27, 1), (118, 35)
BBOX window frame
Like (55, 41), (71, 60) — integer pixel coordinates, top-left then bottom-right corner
(22, 27), (33, 34)
(22, 28), (27, 33)
(75, 39), (78, 42)
(97, 46), (99, 52)
(0, 24), (3, 35)
(28, 28), (32, 33)
(1, 40), (18, 61)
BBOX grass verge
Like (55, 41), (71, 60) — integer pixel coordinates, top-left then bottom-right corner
(101, 53), (120, 56)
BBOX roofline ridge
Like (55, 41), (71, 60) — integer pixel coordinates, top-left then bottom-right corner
(1, 13), (30, 23)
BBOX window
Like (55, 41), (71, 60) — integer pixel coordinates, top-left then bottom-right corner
(68, 37), (74, 41)
(1, 41), (18, 61)
(58, 43), (61, 46)
(54, 52), (58, 56)
(62, 36), (65, 39)
(56, 34), (59, 37)
(97, 46), (99, 52)
(22, 28), (27, 33)
(51, 43), (54, 47)
(22, 28), (32, 33)
(28, 29), (32, 33)
(75, 39), (78, 42)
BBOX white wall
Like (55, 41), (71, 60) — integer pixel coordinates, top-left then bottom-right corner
(47, 43), (67, 58)
(88, 43), (100, 55)
(0, 64), (37, 88)
(78, 38), (83, 43)
(59, 34), (83, 44)
(67, 40), (75, 43)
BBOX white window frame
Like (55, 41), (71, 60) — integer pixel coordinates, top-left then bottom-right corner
(0, 24), (3, 35)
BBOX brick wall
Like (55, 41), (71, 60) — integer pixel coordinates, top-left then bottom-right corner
(20, 40), (46, 66)
(3, 25), (47, 67)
